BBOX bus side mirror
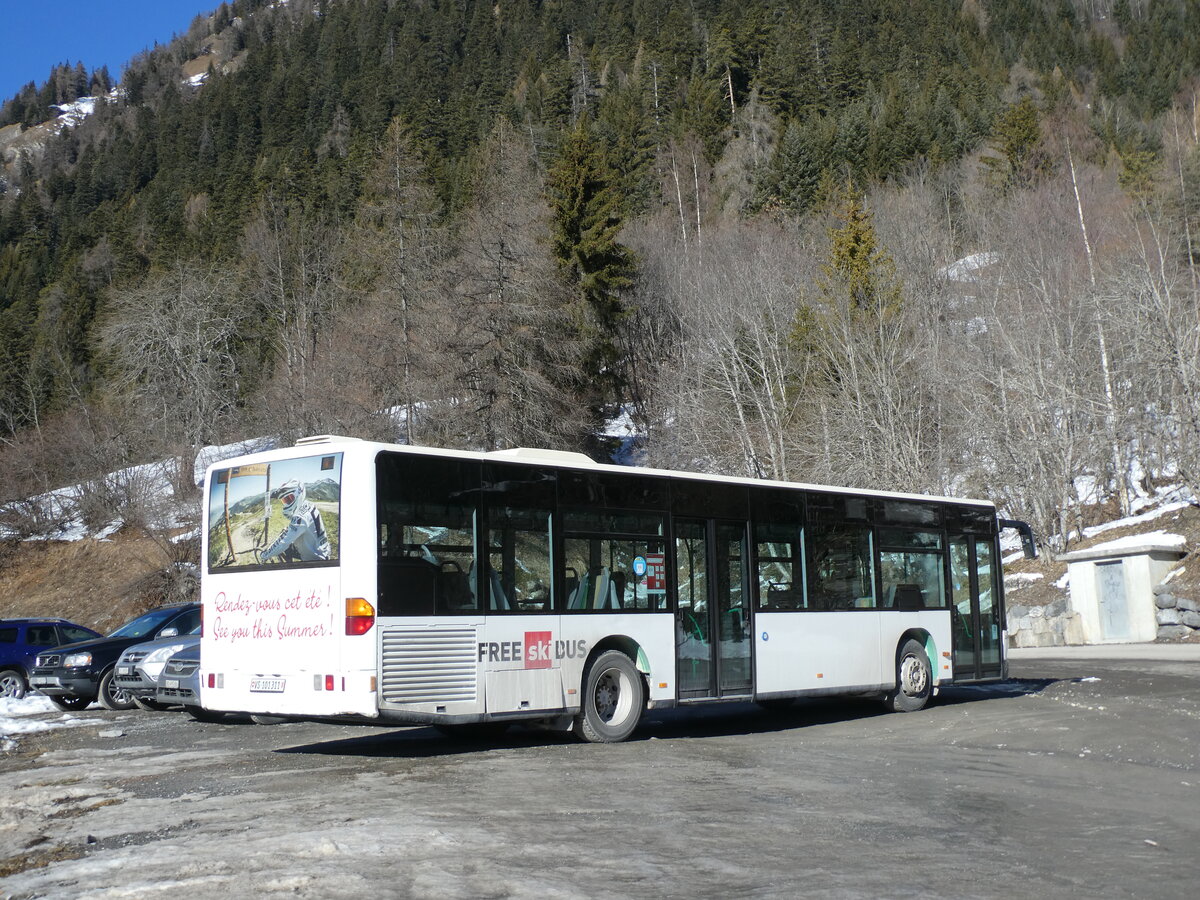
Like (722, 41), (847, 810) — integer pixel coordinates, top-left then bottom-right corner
(998, 519), (1038, 560)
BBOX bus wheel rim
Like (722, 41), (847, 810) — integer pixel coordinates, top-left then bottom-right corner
(595, 669), (624, 722)
(900, 655), (927, 696)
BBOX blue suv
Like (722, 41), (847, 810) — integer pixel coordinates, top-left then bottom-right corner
(0, 619), (101, 699)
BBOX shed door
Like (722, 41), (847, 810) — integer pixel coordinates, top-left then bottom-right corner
(1095, 560), (1129, 641)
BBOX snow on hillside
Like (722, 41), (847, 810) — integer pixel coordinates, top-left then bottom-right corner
(0, 439), (279, 542)
(941, 252), (999, 283)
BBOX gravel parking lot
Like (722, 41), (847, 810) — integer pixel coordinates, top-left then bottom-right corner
(2, 647), (1198, 899)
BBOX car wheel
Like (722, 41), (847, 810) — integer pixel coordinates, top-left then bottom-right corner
(98, 669), (137, 711)
(132, 697), (170, 711)
(572, 650), (645, 743)
(48, 695), (93, 711)
(0, 668), (27, 700)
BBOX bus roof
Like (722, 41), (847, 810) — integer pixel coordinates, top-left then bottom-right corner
(206, 435), (996, 510)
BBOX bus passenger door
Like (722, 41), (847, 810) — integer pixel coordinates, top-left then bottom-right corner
(675, 519), (753, 699)
(949, 536), (1002, 680)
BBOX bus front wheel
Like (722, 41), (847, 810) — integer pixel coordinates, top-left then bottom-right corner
(573, 650), (645, 743)
(885, 639), (932, 713)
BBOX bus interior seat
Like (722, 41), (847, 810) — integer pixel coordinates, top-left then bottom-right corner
(592, 567), (611, 609)
(488, 568), (510, 611)
(608, 572), (627, 608)
(568, 570), (591, 610)
(887, 584), (925, 609)
(438, 567), (473, 610)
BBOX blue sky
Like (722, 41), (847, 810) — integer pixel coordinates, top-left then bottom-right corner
(0, 1), (218, 103)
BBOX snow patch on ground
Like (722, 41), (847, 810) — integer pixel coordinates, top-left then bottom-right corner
(1006, 572), (1044, 582)
(0, 695), (89, 749)
(601, 406), (645, 466)
(1084, 486), (1193, 538)
(941, 252), (999, 282)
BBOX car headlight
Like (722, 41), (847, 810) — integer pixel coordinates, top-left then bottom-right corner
(143, 643), (188, 665)
(63, 652), (93, 667)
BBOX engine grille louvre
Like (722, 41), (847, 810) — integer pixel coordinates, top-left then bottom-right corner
(380, 627), (477, 705)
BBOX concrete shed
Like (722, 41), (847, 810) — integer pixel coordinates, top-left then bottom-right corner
(1060, 532), (1186, 644)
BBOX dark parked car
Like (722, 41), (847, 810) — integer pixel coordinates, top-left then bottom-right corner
(0, 619), (102, 700)
(29, 604), (200, 711)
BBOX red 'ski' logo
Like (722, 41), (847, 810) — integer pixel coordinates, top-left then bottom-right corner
(524, 631), (552, 669)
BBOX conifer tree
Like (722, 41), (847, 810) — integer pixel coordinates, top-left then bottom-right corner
(546, 117), (635, 414)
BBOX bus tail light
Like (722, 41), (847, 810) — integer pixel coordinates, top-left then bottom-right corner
(346, 597), (375, 635)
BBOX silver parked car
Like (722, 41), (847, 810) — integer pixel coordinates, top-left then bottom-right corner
(113, 626), (200, 710)
(156, 645), (225, 721)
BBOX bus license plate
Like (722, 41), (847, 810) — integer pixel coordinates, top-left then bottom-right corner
(250, 678), (286, 693)
(164, 679), (180, 689)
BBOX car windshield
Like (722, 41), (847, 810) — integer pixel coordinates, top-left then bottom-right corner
(108, 608), (185, 639)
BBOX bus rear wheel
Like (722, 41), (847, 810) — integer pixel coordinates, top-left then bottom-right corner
(885, 639), (932, 713)
(572, 650), (645, 743)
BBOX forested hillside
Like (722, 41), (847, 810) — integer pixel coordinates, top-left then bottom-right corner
(2, 0), (1200, 554)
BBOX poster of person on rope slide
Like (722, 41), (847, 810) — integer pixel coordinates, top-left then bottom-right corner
(207, 453), (342, 570)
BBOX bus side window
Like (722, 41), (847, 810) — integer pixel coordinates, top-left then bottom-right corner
(754, 525), (805, 610)
(807, 522), (875, 610)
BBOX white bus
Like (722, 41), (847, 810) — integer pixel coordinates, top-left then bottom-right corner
(198, 436), (1034, 742)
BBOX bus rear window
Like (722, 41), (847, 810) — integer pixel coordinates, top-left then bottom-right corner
(207, 454), (342, 570)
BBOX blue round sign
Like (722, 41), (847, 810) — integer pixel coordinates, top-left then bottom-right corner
(632, 556), (648, 577)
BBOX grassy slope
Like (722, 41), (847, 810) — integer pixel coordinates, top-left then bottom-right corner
(0, 533), (179, 633)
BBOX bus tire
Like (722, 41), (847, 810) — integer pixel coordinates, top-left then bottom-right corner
(572, 650), (645, 743)
(98, 669), (137, 711)
(885, 638), (932, 713)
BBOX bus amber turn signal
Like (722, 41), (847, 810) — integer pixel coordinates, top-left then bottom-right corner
(345, 597), (375, 636)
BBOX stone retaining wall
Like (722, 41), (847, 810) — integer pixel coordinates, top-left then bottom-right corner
(1153, 583), (1200, 640)
(1005, 598), (1083, 648)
